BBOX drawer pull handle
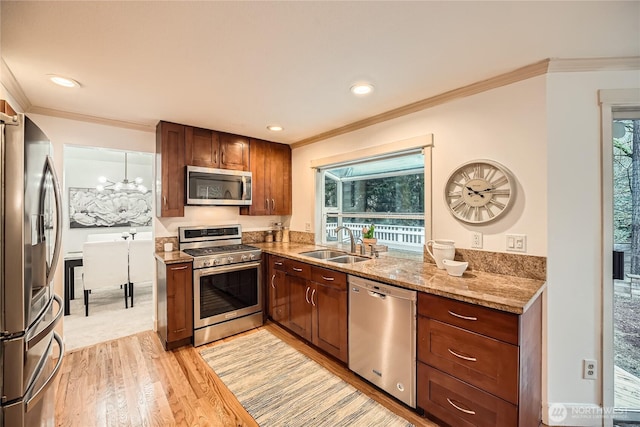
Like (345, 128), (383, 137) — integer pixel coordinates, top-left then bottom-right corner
(447, 398), (476, 415)
(171, 265), (189, 271)
(321, 275), (335, 281)
(448, 348), (477, 362)
(448, 310), (478, 321)
(271, 274), (276, 289)
(274, 262), (283, 266)
(311, 289), (316, 306)
(305, 286), (311, 304)
(292, 267), (303, 272)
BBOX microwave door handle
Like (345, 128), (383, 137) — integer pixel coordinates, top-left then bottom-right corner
(43, 155), (63, 285)
(242, 177), (247, 200)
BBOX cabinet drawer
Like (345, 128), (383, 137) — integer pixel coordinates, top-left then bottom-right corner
(418, 293), (518, 345)
(311, 266), (347, 290)
(270, 256), (286, 271)
(285, 259), (311, 279)
(417, 363), (517, 427)
(418, 317), (518, 404)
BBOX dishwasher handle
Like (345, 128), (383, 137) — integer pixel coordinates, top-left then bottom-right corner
(367, 290), (387, 300)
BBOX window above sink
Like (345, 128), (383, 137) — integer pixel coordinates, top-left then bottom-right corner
(316, 149), (427, 254)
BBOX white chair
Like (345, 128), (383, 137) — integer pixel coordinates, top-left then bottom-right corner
(82, 240), (130, 316)
(127, 239), (154, 307)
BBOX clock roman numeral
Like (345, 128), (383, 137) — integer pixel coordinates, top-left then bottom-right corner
(473, 164), (483, 179)
(488, 199), (506, 210)
(491, 189), (510, 196)
(461, 171), (471, 181)
(490, 176), (508, 188)
(451, 199), (466, 211)
(484, 205), (495, 218)
(448, 191), (462, 198)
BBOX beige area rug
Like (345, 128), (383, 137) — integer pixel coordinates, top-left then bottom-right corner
(200, 329), (414, 427)
(63, 279), (153, 352)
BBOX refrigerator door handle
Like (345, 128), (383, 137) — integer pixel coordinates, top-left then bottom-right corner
(43, 155), (63, 285)
(26, 294), (63, 351)
(24, 331), (64, 412)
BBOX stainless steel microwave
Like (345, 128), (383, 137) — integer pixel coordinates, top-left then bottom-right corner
(186, 166), (252, 206)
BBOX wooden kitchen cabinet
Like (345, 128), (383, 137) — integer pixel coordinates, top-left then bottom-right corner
(267, 255), (289, 325)
(156, 121), (186, 217)
(279, 259), (348, 363)
(416, 293), (542, 427)
(310, 266), (348, 362)
(185, 126), (220, 168)
(156, 260), (193, 350)
(240, 138), (291, 216)
(218, 132), (249, 171)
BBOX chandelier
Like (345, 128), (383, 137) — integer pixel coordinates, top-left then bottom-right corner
(96, 152), (147, 193)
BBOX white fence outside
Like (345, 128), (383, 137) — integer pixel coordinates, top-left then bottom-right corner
(326, 222), (424, 251)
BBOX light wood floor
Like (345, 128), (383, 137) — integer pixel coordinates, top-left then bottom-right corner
(55, 322), (437, 427)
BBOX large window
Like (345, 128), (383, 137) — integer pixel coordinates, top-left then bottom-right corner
(318, 150), (425, 252)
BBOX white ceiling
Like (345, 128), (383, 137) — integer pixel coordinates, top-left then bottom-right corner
(2, 1), (639, 144)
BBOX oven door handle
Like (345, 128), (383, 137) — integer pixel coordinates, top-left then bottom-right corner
(196, 261), (262, 276)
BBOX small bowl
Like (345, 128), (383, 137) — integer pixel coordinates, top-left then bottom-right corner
(442, 259), (468, 276)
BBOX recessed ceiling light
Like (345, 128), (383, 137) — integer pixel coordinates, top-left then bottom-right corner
(350, 83), (374, 96)
(267, 125), (284, 132)
(48, 74), (80, 88)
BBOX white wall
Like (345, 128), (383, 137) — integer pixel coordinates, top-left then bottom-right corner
(291, 75), (548, 256)
(545, 69), (640, 425)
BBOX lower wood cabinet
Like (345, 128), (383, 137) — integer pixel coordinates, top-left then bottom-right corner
(267, 256), (289, 325)
(156, 260), (193, 350)
(266, 256), (348, 363)
(416, 293), (542, 427)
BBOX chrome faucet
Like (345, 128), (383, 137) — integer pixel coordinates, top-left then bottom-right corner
(335, 226), (356, 253)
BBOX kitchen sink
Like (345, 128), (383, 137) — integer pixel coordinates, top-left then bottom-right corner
(327, 255), (370, 264)
(298, 250), (371, 264)
(299, 249), (348, 259)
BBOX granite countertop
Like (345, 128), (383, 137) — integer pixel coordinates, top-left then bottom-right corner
(255, 242), (545, 314)
(155, 250), (194, 265)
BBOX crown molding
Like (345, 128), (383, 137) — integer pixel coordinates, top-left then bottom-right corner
(27, 106), (155, 133)
(292, 56), (640, 149)
(291, 59), (550, 149)
(548, 56), (640, 73)
(1, 58), (32, 112)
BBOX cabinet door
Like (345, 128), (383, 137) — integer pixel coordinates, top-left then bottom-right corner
(156, 121), (185, 217)
(268, 143), (292, 215)
(241, 138), (268, 215)
(269, 269), (289, 324)
(219, 133), (249, 171)
(166, 262), (193, 342)
(185, 126), (220, 168)
(312, 282), (348, 363)
(288, 275), (312, 341)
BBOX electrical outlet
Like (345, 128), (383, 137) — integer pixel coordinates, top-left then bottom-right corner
(506, 234), (527, 253)
(471, 232), (483, 249)
(583, 359), (597, 380)
(305, 223), (311, 232)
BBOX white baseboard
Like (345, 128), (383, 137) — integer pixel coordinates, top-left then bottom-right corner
(544, 402), (631, 426)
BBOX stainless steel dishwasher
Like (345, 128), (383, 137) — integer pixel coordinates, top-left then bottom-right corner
(348, 275), (417, 408)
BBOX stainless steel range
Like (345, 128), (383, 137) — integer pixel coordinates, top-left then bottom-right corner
(179, 225), (262, 346)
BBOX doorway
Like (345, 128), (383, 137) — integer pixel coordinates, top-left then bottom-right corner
(611, 111), (640, 425)
(62, 146), (155, 351)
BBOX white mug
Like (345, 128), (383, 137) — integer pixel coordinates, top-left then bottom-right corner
(164, 242), (173, 252)
(426, 239), (455, 269)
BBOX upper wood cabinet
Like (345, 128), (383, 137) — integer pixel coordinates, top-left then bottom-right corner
(240, 138), (291, 216)
(185, 126), (220, 168)
(156, 121), (185, 217)
(218, 132), (250, 171)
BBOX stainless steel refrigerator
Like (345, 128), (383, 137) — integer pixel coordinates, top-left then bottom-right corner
(1, 111), (64, 427)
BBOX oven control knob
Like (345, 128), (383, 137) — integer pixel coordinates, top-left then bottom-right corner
(241, 255), (248, 261)
(249, 254), (256, 260)
(203, 260), (211, 267)
(213, 258), (221, 265)
(227, 256), (234, 263)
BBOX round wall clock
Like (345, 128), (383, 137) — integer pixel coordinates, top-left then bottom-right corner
(444, 159), (514, 224)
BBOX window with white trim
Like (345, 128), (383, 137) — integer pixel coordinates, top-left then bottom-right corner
(317, 150), (425, 252)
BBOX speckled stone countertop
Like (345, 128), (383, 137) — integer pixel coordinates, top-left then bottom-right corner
(155, 251), (194, 265)
(255, 242), (545, 314)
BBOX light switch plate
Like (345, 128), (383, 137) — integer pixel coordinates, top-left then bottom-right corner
(471, 232), (483, 249)
(506, 234), (527, 253)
